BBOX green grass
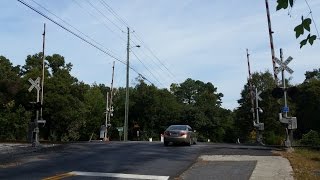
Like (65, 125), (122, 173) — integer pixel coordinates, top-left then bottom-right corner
(280, 148), (320, 180)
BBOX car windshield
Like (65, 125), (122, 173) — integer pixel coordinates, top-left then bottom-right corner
(167, 125), (187, 131)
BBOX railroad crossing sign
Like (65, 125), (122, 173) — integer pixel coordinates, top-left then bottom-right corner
(28, 77), (41, 92)
(274, 56), (294, 74)
(256, 90), (262, 101)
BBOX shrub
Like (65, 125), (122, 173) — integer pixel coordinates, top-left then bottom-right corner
(300, 130), (320, 146)
(265, 131), (284, 145)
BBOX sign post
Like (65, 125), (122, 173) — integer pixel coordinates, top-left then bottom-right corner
(28, 77), (41, 147)
(274, 49), (297, 148)
(254, 88), (264, 144)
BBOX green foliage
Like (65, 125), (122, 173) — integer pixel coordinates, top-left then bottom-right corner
(236, 71), (283, 143)
(300, 130), (320, 146)
(305, 68), (320, 80)
(276, 0), (294, 10)
(2, 52), (319, 145)
(295, 77), (320, 135)
(276, 0), (317, 48)
(264, 131), (285, 145)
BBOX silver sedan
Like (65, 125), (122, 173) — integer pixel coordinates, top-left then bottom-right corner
(163, 125), (197, 146)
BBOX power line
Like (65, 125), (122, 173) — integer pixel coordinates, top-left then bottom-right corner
(72, 0), (126, 43)
(132, 32), (179, 83)
(98, 0), (179, 84)
(130, 39), (172, 85)
(17, 0), (123, 63)
(99, 0), (130, 28)
(18, 0), (156, 85)
(29, 0), (119, 57)
(304, 0), (320, 40)
(131, 51), (165, 87)
(85, 0), (124, 33)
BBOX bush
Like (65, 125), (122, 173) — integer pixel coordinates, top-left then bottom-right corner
(264, 131), (284, 145)
(300, 130), (320, 146)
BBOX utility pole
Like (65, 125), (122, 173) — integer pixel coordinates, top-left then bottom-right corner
(265, 0), (278, 85)
(124, 27), (130, 141)
(40, 23), (45, 119)
(246, 49), (264, 144)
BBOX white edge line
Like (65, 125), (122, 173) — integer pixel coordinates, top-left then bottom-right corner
(71, 171), (169, 180)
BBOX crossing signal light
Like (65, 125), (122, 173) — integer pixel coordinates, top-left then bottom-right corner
(26, 102), (42, 110)
(287, 86), (298, 100)
(272, 87), (298, 100)
(34, 102), (42, 110)
(272, 87), (283, 99)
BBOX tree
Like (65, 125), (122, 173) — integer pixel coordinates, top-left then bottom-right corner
(79, 84), (106, 140)
(276, 0), (317, 48)
(295, 71), (320, 135)
(235, 71), (285, 144)
(304, 68), (320, 81)
(170, 78), (232, 142)
(0, 56), (30, 141)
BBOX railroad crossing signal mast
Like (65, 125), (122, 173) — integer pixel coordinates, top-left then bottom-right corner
(274, 49), (297, 148)
(246, 49), (264, 144)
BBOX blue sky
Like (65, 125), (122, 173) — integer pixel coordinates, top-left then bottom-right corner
(1, 0), (320, 110)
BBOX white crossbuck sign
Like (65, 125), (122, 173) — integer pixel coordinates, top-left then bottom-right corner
(256, 91), (262, 101)
(274, 56), (294, 74)
(28, 77), (41, 92)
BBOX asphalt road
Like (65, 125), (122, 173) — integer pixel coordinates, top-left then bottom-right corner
(0, 142), (276, 180)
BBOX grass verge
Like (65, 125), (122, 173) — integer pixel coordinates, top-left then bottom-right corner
(276, 148), (320, 180)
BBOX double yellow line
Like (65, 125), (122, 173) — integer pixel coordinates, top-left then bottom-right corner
(42, 172), (75, 180)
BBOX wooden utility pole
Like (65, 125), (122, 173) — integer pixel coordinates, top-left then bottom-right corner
(41, 23), (46, 119)
(124, 27), (130, 141)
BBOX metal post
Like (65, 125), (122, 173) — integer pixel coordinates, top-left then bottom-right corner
(105, 92), (109, 140)
(124, 27), (130, 141)
(280, 49), (292, 147)
(255, 88), (260, 124)
(265, 0), (278, 85)
(40, 23), (45, 119)
(108, 61), (115, 126)
(33, 89), (40, 147)
(255, 87), (262, 143)
(280, 49), (288, 118)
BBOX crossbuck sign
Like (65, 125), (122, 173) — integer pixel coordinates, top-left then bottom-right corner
(274, 56), (294, 74)
(28, 77), (40, 92)
(256, 90), (262, 101)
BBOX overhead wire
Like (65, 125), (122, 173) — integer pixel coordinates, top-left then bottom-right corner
(132, 32), (179, 83)
(99, 0), (180, 85)
(29, 0), (119, 57)
(71, 0), (126, 43)
(131, 51), (165, 87)
(99, 0), (130, 28)
(85, 0), (124, 33)
(17, 0), (156, 86)
(17, 0), (123, 63)
(129, 39), (172, 86)
(304, 0), (320, 40)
